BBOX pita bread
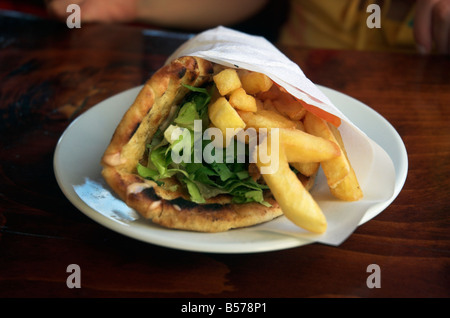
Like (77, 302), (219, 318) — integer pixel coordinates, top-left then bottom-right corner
(101, 56), (314, 232)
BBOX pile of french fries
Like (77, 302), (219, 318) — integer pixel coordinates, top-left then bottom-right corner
(208, 67), (363, 234)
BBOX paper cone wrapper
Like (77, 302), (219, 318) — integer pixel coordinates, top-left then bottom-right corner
(166, 26), (396, 246)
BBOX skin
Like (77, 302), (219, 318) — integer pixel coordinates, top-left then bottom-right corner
(45, 0), (269, 29)
(46, 0), (450, 54)
(414, 0), (450, 54)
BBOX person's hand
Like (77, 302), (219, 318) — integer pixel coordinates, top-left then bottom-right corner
(45, 0), (139, 23)
(414, 0), (450, 54)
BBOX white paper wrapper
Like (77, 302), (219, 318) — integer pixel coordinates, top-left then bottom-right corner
(167, 26), (396, 246)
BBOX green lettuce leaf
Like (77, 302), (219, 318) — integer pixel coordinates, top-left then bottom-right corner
(137, 84), (270, 206)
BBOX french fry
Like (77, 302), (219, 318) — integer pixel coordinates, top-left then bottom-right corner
(256, 83), (282, 101)
(205, 67), (362, 233)
(213, 68), (241, 96)
(291, 162), (320, 177)
(262, 99), (282, 114)
(255, 134), (327, 234)
(329, 166), (363, 201)
(257, 83), (306, 120)
(278, 128), (341, 163)
(273, 99), (307, 121)
(209, 97), (246, 135)
(255, 98), (264, 112)
(297, 170), (317, 191)
(295, 120), (305, 131)
(238, 109), (297, 131)
(229, 87), (257, 112)
(327, 123), (363, 201)
(303, 112), (350, 188)
(239, 70), (273, 95)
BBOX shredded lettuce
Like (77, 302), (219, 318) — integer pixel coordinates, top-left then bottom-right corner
(137, 84), (270, 206)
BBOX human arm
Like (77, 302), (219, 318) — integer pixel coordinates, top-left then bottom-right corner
(45, 0), (269, 30)
(414, 0), (450, 54)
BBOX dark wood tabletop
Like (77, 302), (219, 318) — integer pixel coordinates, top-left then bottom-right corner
(0, 10), (449, 303)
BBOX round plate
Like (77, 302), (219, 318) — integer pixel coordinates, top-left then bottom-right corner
(53, 85), (408, 254)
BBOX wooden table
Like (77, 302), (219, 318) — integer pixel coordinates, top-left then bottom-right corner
(1, 10), (449, 304)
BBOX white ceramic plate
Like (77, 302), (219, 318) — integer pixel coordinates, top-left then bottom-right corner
(53, 85), (408, 254)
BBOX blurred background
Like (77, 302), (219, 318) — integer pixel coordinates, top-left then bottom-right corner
(0, 0), (289, 43)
